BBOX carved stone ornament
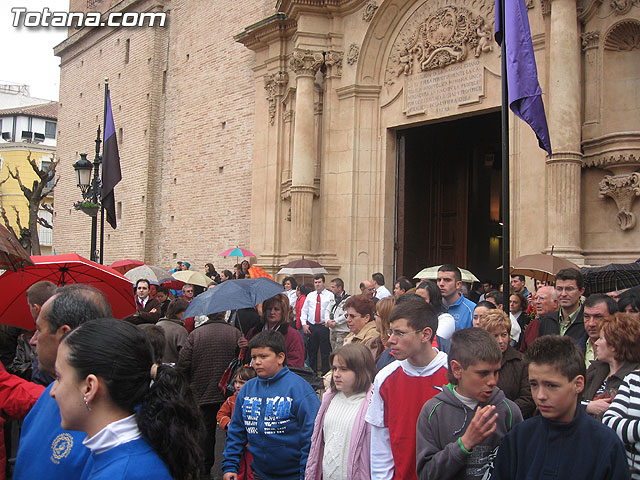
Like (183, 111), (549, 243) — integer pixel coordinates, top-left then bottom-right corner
(541, 0), (551, 16)
(289, 49), (324, 77)
(581, 31), (600, 50)
(347, 44), (360, 65)
(599, 172), (640, 230)
(385, 5), (493, 86)
(604, 20), (640, 51)
(526, 0), (534, 8)
(362, 1), (378, 22)
(264, 72), (289, 126)
(324, 51), (343, 77)
(610, 0), (640, 14)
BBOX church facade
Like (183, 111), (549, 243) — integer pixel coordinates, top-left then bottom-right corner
(53, 0), (640, 288)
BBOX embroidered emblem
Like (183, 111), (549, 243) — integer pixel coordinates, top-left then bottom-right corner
(51, 433), (73, 464)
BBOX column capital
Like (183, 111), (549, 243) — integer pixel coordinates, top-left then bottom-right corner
(289, 49), (324, 78)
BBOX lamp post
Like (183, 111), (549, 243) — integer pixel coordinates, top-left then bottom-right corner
(72, 126), (102, 263)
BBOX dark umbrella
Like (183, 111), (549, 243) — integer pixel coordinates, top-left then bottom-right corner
(0, 224), (34, 271)
(183, 278), (284, 318)
(581, 262), (640, 295)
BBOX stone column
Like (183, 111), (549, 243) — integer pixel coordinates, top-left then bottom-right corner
(546, 0), (583, 261)
(289, 49), (324, 254)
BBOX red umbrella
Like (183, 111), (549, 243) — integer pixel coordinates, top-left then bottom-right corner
(0, 253), (136, 329)
(109, 259), (145, 275)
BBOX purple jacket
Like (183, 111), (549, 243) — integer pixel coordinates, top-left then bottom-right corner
(305, 386), (373, 480)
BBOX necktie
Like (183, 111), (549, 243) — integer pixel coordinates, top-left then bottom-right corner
(315, 293), (321, 324)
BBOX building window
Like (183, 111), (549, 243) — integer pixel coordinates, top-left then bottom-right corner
(125, 39), (130, 64)
(40, 160), (55, 189)
(45, 121), (57, 139)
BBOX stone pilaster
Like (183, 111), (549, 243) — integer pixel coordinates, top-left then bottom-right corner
(289, 49), (324, 254)
(545, 0), (583, 261)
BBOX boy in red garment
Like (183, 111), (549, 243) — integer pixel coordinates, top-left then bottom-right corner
(217, 366), (256, 480)
(365, 297), (449, 479)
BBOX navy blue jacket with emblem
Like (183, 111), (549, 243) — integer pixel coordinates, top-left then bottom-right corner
(221, 366), (320, 480)
(14, 383), (92, 479)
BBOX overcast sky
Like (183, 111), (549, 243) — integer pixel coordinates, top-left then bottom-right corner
(1, 1), (69, 101)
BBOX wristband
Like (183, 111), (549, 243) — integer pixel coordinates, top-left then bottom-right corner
(458, 437), (472, 455)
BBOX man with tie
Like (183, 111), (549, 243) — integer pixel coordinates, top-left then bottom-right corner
(123, 278), (162, 325)
(301, 275), (333, 374)
(372, 272), (392, 299)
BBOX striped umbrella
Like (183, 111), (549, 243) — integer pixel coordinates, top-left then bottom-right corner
(581, 262), (640, 295)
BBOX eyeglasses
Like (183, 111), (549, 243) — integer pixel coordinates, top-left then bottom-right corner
(345, 313), (361, 319)
(386, 329), (423, 338)
(556, 286), (577, 293)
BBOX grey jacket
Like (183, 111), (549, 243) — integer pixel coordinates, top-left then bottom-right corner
(416, 384), (523, 480)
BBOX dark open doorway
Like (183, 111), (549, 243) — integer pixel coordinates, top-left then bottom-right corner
(395, 111), (503, 284)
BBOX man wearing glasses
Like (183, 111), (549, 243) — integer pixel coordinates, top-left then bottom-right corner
(539, 268), (586, 342)
(365, 297), (449, 480)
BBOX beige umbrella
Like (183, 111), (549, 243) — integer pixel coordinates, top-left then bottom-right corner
(414, 265), (479, 283)
(171, 270), (213, 288)
(508, 253), (579, 282)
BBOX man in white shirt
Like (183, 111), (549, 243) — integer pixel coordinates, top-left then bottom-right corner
(301, 275), (333, 374)
(123, 279), (161, 324)
(372, 272), (392, 299)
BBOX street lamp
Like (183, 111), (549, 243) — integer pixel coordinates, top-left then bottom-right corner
(72, 127), (103, 263)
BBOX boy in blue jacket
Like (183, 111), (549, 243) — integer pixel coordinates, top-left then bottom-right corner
(222, 329), (320, 480)
(491, 335), (630, 480)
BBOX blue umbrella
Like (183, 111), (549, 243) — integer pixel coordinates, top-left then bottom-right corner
(183, 278), (285, 318)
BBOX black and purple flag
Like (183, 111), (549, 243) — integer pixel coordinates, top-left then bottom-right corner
(101, 89), (121, 229)
(495, 0), (552, 156)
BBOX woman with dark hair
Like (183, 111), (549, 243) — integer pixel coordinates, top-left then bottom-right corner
(342, 294), (381, 361)
(240, 260), (251, 279)
(204, 263), (221, 284)
(509, 291), (528, 347)
(295, 284), (312, 330)
(617, 289), (640, 320)
(415, 281), (455, 340)
(233, 264), (244, 280)
(238, 293), (305, 367)
(584, 313), (640, 420)
(282, 276), (298, 308)
(50, 318), (203, 480)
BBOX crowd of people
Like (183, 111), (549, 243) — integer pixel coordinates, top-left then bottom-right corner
(0, 262), (639, 479)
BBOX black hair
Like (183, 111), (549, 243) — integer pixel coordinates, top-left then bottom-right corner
(417, 280), (447, 313)
(555, 268), (584, 290)
(475, 300), (496, 310)
(135, 278), (151, 289)
(166, 299), (189, 319)
(248, 329), (287, 363)
(282, 276), (298, 289)
(298, 284), (313, 296)
(156, 286), (170, 296)
(584, 293), (618, 315)
(389, 295), (438, 341)
(222, 270), (233, 280)
(485, 290), (503, 307)
(438, 264), (462, 282)
(313, 274), (325, 282)
(234, 365), (257, 382)
(138, 324), (166, 363)
(359, 281), (365, 290)
(62, 319), (203, 480)
(331, 277), (344, 290)
(510, 274), (525, 282)
(395, 277), (413, 293)
(46, 284), (112, 333)
(447, 328), (502, 384)
(526, 334), (586, 382)
(372, 272), (385, 286)
(617, 289), (640, 313)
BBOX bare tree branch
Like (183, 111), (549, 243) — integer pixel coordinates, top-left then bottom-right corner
(0, 206), (19, 239)
(37, 217), (53, 229)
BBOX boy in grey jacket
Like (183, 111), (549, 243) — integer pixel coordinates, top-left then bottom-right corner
(416, 328), (523, 480)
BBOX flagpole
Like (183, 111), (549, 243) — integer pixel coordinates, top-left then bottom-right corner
(99, 79), (108, 265)
(500, 0), (510, 313)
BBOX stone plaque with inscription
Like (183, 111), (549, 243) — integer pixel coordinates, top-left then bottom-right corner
(405, 60), (484, 117)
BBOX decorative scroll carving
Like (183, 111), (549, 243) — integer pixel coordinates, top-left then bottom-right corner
(604, 20), (640, 51)
(599, 172), (640, 230)
(585, 153), (640, 168)
(610, 0), (640, 14)
(289, 49), (324, 77)
(362, 1), (378, 22)
(347, 44), (360, 65)
(581, 31), (600, 50)
(526, 0), (534, 8)
(541, 0), (551, 16)
(283, 109), (294, 123)
(385, 6), (493, 86)
(264, 72), (289, 126)
(324, 51), (343, 77)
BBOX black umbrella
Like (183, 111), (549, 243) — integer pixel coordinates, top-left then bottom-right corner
(580, 262), (640, 295)
(183, 278), (284, 318)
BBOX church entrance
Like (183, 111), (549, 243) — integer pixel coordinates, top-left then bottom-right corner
(395, 111), (503, 284)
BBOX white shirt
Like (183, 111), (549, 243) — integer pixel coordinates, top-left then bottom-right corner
(375, 285), (392, 299)
(509, 312), (523, 343)
(300, 289), (333, 326)
(83, 414), (141, 455)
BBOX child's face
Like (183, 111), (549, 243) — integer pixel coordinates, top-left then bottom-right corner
(234, 378), (246, 393)
(528, 362), (584, 423)
(452, 360), (500, 403)
(250, 347), (285, 379)
(332, 355), (357, 397)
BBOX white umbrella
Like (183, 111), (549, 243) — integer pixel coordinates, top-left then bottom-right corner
(414, 265), (479, 283)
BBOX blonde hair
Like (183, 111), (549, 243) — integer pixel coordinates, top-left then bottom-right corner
(478, 308), (511, 334)
(376, 296), (396, 345)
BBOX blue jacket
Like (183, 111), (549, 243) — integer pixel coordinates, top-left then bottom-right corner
(14, 384), (93, 479)
(81, 437), (171, 479)
(222, 366), (320, 480)
(491, 405), (630, 479)
(447, 295), (476, 330)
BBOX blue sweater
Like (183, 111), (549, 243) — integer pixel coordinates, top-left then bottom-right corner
(14, 383), (93, 479)
(491, 405), (630, 479)
(448, 295), (476, 330)
(81, 437), (171, 479)
(222, 367), (320, 480)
